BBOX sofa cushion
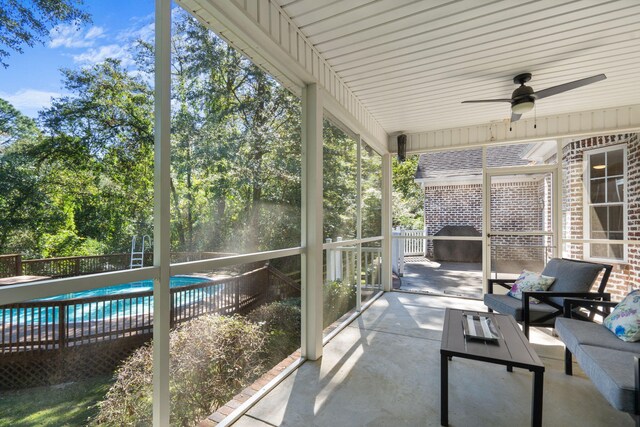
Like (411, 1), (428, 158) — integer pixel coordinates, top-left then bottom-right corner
(483, 294), (557, 324)
(507, 270), (555, 303)
(555, 317), (640, 354)
(572, 345), (638, 413)
(542, 259), (604, 306)
(603, 289), (640, 342)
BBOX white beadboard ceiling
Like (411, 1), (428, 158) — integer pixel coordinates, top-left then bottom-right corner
(274, 0), (640, 134)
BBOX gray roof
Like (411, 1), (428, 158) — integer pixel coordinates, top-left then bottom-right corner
(415, 144), (533, 180)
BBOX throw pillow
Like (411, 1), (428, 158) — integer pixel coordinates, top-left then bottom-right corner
(507, 270), (556, 303)
(603, 289), (640, 342)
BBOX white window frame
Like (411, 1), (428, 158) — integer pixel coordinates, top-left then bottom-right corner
(583, 145), (627, 263)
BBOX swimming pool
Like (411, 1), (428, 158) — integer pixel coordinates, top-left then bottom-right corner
(36, 276), (211, 301)
(2, 276), (218, 325)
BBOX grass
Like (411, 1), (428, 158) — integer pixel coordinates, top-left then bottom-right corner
(0, 376), (113, 427)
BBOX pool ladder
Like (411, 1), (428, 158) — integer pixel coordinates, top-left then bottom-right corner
(130, 235), (151, 269)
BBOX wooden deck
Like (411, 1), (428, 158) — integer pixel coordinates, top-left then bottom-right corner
(0, 276), (50, 286)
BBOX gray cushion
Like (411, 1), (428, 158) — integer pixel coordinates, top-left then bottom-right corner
(542, 259), (604, 306)
(572, 345), (638, 413)
(483, 294), (558, 325)
(555, 317), (640, 354)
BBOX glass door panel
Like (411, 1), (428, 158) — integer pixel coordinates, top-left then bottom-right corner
(487, 171), (556, 281)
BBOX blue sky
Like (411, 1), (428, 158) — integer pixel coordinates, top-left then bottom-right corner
(0, 1), (155, 118)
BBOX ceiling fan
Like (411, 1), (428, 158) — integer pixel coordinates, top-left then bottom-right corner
(462, 73), (607, 122)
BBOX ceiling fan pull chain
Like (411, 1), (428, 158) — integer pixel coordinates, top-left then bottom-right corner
(534, 104), (537, 129)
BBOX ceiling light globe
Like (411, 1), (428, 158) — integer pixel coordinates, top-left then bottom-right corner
(512, 101), (535, 115)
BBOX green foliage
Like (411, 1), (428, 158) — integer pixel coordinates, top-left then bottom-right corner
(323, 279), (357, 328)
(0, 0), (90, 68)
(39, 230), (107, 257)
(248, 299), (301, 366)
(323, 120), (358, 240)
(392, 155), (423, 229)
(92, 315), (266, 426)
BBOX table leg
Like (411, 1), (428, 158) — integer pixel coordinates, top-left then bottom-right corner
(531, 370), (544, 427)
(441, 352), (448, 426)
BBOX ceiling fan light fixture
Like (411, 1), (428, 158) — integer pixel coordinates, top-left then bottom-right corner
(511, 99), (535, 115)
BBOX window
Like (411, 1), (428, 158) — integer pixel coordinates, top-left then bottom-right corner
(585, 146), (626, 261)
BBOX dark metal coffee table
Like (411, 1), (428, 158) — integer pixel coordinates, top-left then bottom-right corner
(440, 308), (545, 427)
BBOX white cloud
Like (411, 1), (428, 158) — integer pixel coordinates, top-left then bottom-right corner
(0, 89), (62, 117)
(73, 44), (134, 67)
(116, 19), (154, 45)
(49, 23), (105, 49)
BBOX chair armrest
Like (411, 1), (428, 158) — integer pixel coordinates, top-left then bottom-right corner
(487, 279), (514, 294)
(522, 291), (611, 308)
(562, 297), (618, 321)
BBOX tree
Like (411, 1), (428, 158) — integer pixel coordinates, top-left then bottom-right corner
(37, 59), (154, 253)
(0, 98), (64, 254)
(0, 98), (38, 146)
(0, 0), (90, 67)
(392, 155), (423, 229)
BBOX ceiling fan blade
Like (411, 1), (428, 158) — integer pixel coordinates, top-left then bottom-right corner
(534, 74), (606, 100)
(511, 112), (522, 122)
(462, 99), (511, 103)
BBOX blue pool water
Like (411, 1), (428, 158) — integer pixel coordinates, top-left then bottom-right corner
(36, 276), (209, 301)
(2, 276), (217, 325)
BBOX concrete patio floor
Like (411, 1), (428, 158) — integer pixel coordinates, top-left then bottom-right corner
(399, 260), (484, 298)
(229, 292), (633, 427)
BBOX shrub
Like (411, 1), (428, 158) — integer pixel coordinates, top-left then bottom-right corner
(323, 279), (356, 328)
(247, 300), (301, 365)
(92, 314), (266, 426)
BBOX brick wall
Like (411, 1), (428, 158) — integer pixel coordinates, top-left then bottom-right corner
(562, 133), (640, 300)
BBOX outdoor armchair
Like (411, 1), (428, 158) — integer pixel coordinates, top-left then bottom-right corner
(483, 258), (613, 339)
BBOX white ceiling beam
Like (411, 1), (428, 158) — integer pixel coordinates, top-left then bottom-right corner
(390, 104), (640, 153)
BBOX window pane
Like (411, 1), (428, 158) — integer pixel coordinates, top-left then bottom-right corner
(590, 179), (606, 203)
(323, 119), (357, 241)
(609, 206), (623, 232)
(361, 241), (383, 304)
(323, 244), (357, 336)
(361, 142), (382, 238)
(590, 152), (606, 178)
(0, 1), (154, 278)
(590, 207), (607, 232)
(608, 149), (624, 176)
(169, 10), (301, 256)
(606, 178), (622, 203)
(167, 256), (301, 425)
(591, 243), (608, 258)
(1, 280), (154, 425)
(611, 243), (624, 260)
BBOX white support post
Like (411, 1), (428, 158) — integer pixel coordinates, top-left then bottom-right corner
(555, 139), (564, 259)
(325, 238), (334, 281)
(382, 153), (392, 292)
(335, 237), (343, 280)
(356, 136), (362, 311)
(482, 146), (490, 293)
(153, 0), (171, 425)
(301, 84), (323, 360)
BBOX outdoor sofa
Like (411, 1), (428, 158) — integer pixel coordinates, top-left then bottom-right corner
(484, 258), (612, 339)
(555, 298), (639, 426)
